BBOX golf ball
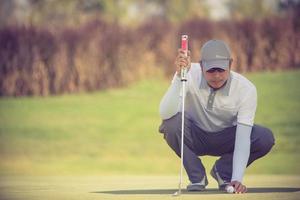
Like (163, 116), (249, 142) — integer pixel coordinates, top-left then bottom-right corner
(225, 185), (235, 193)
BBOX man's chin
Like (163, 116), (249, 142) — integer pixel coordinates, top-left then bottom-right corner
(212, 86), (222, 89)
(209, 82), (226, 90)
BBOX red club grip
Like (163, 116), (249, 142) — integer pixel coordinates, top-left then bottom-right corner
(181, 35), (188, 54)
(180, 35), (188, 81)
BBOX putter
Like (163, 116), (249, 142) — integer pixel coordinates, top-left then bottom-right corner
(173, 35), (188, 197)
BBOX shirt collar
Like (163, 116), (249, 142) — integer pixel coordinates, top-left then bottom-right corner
(199, 72), (232, 96)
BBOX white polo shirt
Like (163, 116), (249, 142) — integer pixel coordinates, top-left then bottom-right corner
(163, 62), (257, 132)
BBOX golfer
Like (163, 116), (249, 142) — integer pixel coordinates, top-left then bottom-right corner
(159, 39), (275, 193)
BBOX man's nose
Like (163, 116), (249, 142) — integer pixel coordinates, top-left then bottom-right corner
(213, 71), (221, 78)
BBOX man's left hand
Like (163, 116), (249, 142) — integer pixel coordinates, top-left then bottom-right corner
(229, 181), (247, 194)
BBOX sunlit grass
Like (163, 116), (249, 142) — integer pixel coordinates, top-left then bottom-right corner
(0, 175), (300, 200)
(0, 70), (300, 176)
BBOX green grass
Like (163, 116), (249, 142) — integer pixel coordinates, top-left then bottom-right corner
(0, 70), (300, 176)
(0, 175), (300, 200)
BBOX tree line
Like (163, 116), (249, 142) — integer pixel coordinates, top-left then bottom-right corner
(0, 12), (300, 96)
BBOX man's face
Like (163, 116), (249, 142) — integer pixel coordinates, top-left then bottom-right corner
(201, 60), (232, 89)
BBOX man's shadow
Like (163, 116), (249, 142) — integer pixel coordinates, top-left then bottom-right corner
(93, 187), (300, 195)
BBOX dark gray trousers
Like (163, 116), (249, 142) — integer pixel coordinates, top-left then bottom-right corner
(159, 112), (275, 183)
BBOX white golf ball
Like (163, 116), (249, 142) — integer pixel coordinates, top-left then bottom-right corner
(225, 185), (235, 193)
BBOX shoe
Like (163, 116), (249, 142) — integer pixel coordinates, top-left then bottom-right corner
(186, 175), (208, 191)
(210, 165), (230, 190)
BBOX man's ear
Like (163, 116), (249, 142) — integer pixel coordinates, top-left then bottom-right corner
(229, 59), (233, 70)
(200, 61), (204, 72)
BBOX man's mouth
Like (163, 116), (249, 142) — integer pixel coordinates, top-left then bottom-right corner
(211, 80), (223, 84)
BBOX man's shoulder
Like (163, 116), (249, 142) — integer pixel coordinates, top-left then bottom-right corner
(189, 62), (202, 79)
(231, 71), (256, 91)
(190, 62), (201, 72)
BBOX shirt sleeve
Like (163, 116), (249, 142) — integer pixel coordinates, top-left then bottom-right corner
(237, 87), (257, 126)
(231, 123), (252, 182)
(159, 73), (183, 120)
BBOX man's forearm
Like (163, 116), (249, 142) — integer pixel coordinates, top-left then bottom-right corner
(231, 123), (251, 182)
(159, 73), (182, 120)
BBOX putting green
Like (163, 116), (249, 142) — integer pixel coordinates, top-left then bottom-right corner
(1, 175), (299, 200)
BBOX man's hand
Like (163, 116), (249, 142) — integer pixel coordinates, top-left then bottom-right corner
(230, 181), (247, 194)
(175, 49), (191, 77)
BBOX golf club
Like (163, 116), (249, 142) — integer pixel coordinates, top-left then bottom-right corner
(173, 35), (188, 197)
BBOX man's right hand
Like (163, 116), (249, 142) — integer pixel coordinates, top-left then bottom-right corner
(175, 49), (191, 77)
(229, 181), (247, 194)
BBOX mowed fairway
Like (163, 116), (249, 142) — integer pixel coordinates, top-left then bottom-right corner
(1, 70), (300, 199)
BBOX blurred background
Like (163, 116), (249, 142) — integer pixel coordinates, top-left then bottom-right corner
(0, 0), (299, 96)
(0, 0), (300, 177)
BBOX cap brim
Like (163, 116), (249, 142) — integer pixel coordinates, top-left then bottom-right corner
(203, 59), (229, 71)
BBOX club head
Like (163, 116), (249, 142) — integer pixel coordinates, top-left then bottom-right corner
(172, 190), (181, 197)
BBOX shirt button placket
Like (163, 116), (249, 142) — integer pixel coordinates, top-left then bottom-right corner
(207, 90), (216, 110)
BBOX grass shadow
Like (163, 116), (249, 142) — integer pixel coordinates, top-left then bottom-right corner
(93, 187), (300, 195)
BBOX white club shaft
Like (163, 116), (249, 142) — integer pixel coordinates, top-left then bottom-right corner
(178, 68), (187, 194)
(176, 34), (188, 196)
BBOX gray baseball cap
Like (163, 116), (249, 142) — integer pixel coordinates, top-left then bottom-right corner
(200, 39), (231, 71)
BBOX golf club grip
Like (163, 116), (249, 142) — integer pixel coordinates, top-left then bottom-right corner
(181, 35), (188, 81)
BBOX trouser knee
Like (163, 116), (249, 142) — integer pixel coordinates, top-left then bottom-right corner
(252, 125), (275, 155)
(159, 113), (182, 153)
(159, 113), (181, 135)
